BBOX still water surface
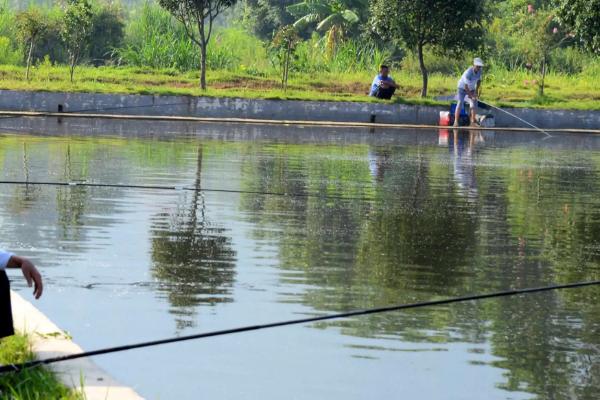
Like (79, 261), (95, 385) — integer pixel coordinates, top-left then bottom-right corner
(1, 123), (599, 399)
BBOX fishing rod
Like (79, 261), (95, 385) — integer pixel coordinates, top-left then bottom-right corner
(1, 279), (599, 374)
(479, 100), (552, 138)
(0, 180), (378, 203)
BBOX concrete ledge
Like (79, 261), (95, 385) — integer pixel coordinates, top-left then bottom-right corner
(10, 291), (144, 400)
(1, 89), (598, 129)
(1, 110), (598, 135)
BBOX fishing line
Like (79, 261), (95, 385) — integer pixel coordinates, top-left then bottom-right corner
(0, 180), (378, 203)
(479, 100), (553, 138)
(1, 279), (599, 374)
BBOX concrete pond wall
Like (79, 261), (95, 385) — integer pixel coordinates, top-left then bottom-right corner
(0, 89), (598, 129)
(10, 291), (144, 400)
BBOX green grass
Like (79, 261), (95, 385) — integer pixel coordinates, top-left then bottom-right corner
(0, 334), (81, 399)
(0, 63), (598, 110)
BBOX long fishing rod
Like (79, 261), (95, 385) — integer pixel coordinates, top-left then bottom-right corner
(0, 180), (378, 203)
(479, 100), (552, 137)
(1, 279), (599, 374)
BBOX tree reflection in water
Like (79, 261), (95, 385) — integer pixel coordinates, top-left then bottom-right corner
(151, 146), (236, 330)
(238, 140), (600, 399)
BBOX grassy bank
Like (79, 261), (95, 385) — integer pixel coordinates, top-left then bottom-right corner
(0, 64), (598, 110)
(0, 333), (80, 399)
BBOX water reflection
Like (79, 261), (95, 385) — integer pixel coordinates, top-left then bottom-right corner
(150, 146), (237, 330)
(236, 136), (600, 399)
(1, 130), (600, 399)
(450, 129), (484, 199)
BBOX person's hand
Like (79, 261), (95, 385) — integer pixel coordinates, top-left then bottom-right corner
(21, 260), (43, 299)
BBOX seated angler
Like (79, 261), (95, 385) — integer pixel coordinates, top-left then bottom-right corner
(369, 65), (398, 100)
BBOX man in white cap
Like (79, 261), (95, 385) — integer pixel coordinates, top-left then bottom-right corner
(454, 58), (484, 127)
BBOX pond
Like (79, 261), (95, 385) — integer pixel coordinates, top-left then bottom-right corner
(2, 118), (599, 399)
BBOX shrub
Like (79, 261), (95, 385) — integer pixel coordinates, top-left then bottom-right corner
(88, 1), (125, 65)
(117, 3), (252, 72)
(0, 36), (20, 65)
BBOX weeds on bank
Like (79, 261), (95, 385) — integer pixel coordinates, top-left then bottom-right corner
(0, 334), (81, 400)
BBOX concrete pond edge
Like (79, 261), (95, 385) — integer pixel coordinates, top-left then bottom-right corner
(0, 89), (599, 130)
(10, 291), (144, 400)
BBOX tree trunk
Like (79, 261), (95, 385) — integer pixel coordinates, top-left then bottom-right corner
(70, 59), (75, 83)
(69, 51), (76, 83)
(199, 19), (207, 90)
(200, 43), (207, 90)
(283, 42), (291, 91)
(417, 42), (428, 98)
(26, 40), (34, 81)
(281, 51), (285, 89)
(539, 54), (546, 96)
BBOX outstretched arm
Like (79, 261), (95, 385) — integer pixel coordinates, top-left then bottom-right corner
(6, 255), (43, 299)
(382, 78), (398, 89)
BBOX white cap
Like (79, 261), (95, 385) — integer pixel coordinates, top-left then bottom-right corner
(474, 57), (484, 67)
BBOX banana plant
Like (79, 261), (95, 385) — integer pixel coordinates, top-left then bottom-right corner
(287, 0), (365, 57)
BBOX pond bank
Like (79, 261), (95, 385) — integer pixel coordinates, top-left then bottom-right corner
(10, 291), (144, 400)
(1, 89), (599, 130)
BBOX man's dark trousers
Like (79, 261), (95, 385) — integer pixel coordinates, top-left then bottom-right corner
(373, 87), (396, 100)
(0, 270), (14, 338)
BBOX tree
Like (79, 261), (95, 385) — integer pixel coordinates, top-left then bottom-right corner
(88, 2), (125, 66)
(271, 25), (301, 91)
(370, 0), (485, 97)
(555, 0), (600, 54)
(61, 0), (93, 83)
(522, 9), (572, 95)
(159, 0), (238, 90)
(242, 0), (296, 39)
(287, 0), (365, 56)
(15, 9), (47, 80)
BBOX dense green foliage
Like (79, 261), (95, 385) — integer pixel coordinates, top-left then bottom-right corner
(241, 0), (296, 39)
(555, 0), (600, 54)
(88, 2), (125, 65)
(0, 0), (596, 105)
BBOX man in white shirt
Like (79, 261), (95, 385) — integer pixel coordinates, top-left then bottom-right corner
(454, 58), (484, 127)
(1, 250), (43, 338)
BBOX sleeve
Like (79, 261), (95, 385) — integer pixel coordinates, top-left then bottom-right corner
(466, 68), (474, 81)
(0, 250), (14, 270)
(369, 77), (380, 96)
